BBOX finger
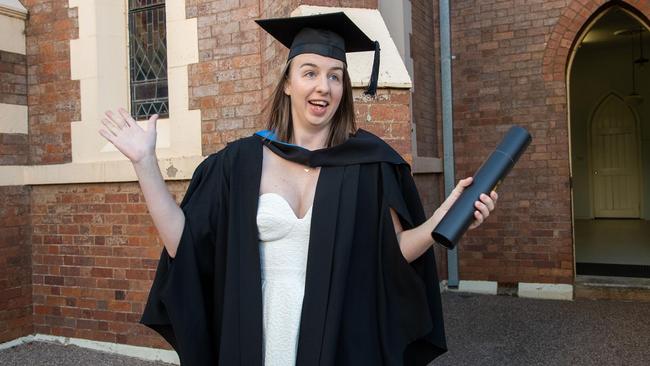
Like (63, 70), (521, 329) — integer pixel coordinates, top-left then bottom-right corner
(452, 177), (473, 196)
(491, 191), (498, 202)
(469, 211), (483, 229)
(101, 119), (118, 136)
(105, 110), (126, 129)
(458, 177), (473, 188)
(103, 112), (121, 130)
(99, 128), (116, 142)
(118, 108), (135, 127)
(480, 193), (495, 211)
(147, 114), (159, 132)
(475, 200), (490, 218)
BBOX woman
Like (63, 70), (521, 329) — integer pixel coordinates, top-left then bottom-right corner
(99, 12), (497, 366)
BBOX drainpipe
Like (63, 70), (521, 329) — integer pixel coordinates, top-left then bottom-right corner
(438, 0), (459, 288)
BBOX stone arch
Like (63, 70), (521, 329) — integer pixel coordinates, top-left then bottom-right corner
(542, 0), (650, 88)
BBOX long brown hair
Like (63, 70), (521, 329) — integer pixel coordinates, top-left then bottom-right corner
(263, 59), (356, 148)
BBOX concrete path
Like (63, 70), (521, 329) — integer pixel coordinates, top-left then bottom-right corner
(1, 291), (648, 365)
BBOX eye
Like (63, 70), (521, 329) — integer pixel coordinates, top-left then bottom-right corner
(328, 73), (341, 81)
(304, 71), (316, 78)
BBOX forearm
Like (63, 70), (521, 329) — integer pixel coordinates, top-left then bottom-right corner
(132, 155), (185, 258)
(396, 178), (497, 263)
(397, 210), (443, 263)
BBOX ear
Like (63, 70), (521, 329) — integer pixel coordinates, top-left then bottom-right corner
(283, 79), (291, 96)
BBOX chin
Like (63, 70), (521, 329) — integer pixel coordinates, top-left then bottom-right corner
(308, 118), (334, 128)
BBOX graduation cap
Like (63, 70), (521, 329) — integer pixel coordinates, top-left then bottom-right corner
(255, 12), (381, 96)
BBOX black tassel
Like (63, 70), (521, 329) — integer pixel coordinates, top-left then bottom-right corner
(364, 41), (380, 96)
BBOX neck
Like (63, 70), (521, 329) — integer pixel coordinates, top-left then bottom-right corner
(291, 124), (330, 151)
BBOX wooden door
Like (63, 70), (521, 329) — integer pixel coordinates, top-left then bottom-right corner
(590, 94), (640, 218)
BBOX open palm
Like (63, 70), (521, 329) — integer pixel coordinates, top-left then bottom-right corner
(99, 108), (158, 163)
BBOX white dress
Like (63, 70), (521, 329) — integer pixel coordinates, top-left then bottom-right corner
(257, 193), (312, 366)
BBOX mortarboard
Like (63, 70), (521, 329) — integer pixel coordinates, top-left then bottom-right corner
(255, 12), (380, 96)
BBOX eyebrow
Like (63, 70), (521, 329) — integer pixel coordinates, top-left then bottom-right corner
(299, 63), (344, 72)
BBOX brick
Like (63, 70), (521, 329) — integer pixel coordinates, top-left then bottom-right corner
(22, 0), (79, 164)
(0, 186), (33, 341)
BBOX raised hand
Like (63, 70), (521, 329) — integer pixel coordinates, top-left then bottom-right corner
(98, 108), (158, 164)
(98, 108), (185, 257)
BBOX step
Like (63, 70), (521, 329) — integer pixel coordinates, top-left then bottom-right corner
(575, 275), (650, 302)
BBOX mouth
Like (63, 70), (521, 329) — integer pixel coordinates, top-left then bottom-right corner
(308, 100), (329, 108)
(307, 99), (330, 117)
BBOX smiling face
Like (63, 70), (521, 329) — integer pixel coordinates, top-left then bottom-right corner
(284, 53), (345, 133)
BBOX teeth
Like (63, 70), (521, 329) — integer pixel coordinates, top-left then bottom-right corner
(310, 101), (328, 107)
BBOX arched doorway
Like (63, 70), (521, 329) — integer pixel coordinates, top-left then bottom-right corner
(569, 5), (650, 278)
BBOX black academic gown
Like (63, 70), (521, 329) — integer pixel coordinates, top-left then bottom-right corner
(140, 129), (447, 365)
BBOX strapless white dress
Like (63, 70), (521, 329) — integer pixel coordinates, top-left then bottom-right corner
(256, 193), (312, 366)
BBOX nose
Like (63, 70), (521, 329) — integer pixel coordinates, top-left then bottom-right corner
(315, 74), (330, 94)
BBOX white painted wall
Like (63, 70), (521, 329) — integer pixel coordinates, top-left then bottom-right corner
(570, 42), (650, 220)
(0, 13), (25, 54)
(378, 0), (413, 78)
(292, 5), (412, 89)
(0, 1), (27, 137)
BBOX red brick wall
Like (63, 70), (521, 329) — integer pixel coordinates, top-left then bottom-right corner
(23, 0), (80, 165)
(0, 50), (27, 106)
(410, 0), (447, 280)
(0, 186), (32, 343)
(410, 0), (440, 158)
(0, 50), (28, 165)
(355, 89), (412, 160)
(0, 14), (31, 342)
(188, 0), (264, 155)
(446, 0), (650, 285)
(0, 134), (29, 166)
(448, 0), (574, 284)
(260, 0), (294, 109)
(30, 182), (187, 348)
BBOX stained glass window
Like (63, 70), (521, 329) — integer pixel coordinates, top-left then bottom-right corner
(128, 0), (169, 120)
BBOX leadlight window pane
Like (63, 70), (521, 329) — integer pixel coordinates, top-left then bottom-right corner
(128, 0), (168, 120)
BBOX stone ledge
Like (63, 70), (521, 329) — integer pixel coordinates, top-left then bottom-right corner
(443, 281), (574, 301)
(0, 0), (28, 20)
(518, 282), (573, 301)
(412, 156), (442, 174)
(575, 275), (650, 302)
(458, 280), (498, 295)
(0, 155), (204, 186)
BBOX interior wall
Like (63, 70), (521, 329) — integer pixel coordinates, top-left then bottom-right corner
(570, 41), (650, 220)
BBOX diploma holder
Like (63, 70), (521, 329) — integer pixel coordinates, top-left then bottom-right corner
(431, 125), (532, 249)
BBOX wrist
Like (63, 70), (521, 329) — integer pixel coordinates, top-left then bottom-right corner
(430, 208), (445, 226)
(132, 153), (158, 171)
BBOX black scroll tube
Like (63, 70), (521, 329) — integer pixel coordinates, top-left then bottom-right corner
(432, 125), (532, 249)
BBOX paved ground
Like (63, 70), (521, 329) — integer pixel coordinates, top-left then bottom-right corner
(1, 291), (649, 365)
(435, 291), (650, 365)
(0, 341), (174, 366)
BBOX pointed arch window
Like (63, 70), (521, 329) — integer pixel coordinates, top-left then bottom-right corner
(128, 0), (169, 120)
